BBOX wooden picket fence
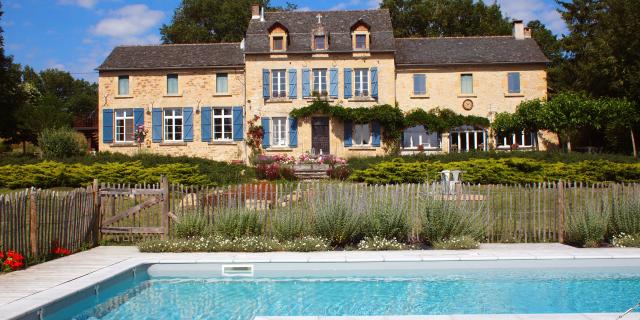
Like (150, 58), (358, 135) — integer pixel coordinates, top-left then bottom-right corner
(2, 180), (640, 256)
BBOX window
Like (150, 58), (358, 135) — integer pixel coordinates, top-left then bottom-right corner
(213, 107), (232, 141)
(216, 73), (228, 93)
(272, 117), (288, 147)
(314, 35), (325, 50)
(497, 131), (536, 149)
(167, 74), (179, 95)
(413, 74), (427, 95)
(461, 74), (473, 94)
(450, 126), (486, 152)
(313, 69), (327, 95)
(118, 76), (129, 96)
(114, 109), (134, 142)
(273, 36), (284, 51)
(403, 126), (439, 149)
(355, 34), (367, 49)
(354, 69), (369, 97)
(353, 123), (371, 146)
(163, 108), (183, 142)
(508, 72), (521, 93)
(271, 69), (286, 98)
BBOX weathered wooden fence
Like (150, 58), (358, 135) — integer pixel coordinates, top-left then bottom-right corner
(2, 180), (640, 255)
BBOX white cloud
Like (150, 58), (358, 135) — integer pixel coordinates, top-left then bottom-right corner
(495, 0), (567, 35)
(296, 6), (311, 12)
(46, 59), (66, 71)
(58, 0), (99, 9)
(91, 4), (164, 45)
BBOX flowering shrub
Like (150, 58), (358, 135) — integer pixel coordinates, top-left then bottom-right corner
(612, 233), (640, 248)
(327, 165), (351, 180)
(1, 250), (25, 272)
(246, 115), (264, 160)
(431, 236), (480, 250)
(134, 125), (148, 144)
(137, 235), (330, 253)
(51, 246), (72, 257)
(357, 237), (408, 251)
(282, 236), (331, 252)
(255, 155), (297, 181)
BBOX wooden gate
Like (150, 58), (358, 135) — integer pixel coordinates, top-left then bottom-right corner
(98, 176), (173, 241)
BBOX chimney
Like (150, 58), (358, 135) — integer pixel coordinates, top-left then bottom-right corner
(524, 27), (532, 38)
(512, 20), (525, 40)
(251, 4), (260, 20)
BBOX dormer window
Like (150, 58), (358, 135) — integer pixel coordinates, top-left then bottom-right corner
(314, 35), (326, 50)
(269, 23), (288, 52)
(351, 21), (370, 51)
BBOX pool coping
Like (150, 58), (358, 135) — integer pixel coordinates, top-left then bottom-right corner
(2, 243), (640, 320)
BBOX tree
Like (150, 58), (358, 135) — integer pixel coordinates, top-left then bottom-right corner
(381, 0), (512, 38)
(526, 20), (566, 94)
(161, 0), (297, 44)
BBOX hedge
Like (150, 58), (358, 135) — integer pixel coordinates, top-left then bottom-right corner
(349, 158), (640, 185)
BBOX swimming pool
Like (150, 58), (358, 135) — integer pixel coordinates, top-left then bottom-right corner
(22, 260), (640, 320)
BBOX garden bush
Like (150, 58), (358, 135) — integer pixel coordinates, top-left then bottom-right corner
(611, 233), (640, 248)
(38, 127), (88, 159)
(211, 208), (264, 239)
(174, 212), (209, 239)
(610, 197), (640, 236)
(350, 157), (640, 185)
(137, 235), (331, 252)
(565, 199), (610, 247)
(365, 202), (410, 242)
(314, 202), (367, 246)
(420, 200), (483, 245)
(271, 208), (312, 241)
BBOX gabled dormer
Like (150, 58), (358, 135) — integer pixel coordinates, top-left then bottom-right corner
(268, 22), (288, 52)
(351, 20), (370, 51)
(311, 25), (328, 51)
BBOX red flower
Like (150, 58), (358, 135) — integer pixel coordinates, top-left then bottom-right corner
(3, 251), (25, 271)
(0, 251), (4, 261)
(51, 246), (71, 256)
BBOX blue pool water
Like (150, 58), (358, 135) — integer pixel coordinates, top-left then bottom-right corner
(46, 264), (640, 320)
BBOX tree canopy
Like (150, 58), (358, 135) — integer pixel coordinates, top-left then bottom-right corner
(161, 0), (297, 44)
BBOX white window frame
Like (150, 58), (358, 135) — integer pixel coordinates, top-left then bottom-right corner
(450, 126), (486, 152)
(114, 108), (134, 143)
(354, 68), (369, 97)
(271, 69), (286, 98)
(163, 108), (183, 142)
(216, 73), (228, 94)
(313, 69), (327, 95)
(213, 107), (233, 141)
(403, 125), (440, 150)
(497, 130), (536, 150)
(272, 117), (288, 147)
(353, 123), (371, 146)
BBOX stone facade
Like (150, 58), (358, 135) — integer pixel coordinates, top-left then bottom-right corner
(97, 9), (551, 162)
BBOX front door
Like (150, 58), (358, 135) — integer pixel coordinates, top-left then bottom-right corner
(311, 117), (330, 154)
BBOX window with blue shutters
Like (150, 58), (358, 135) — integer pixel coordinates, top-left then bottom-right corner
(114, 109), (134, 142)
(354, 68), (369, 97)
(167, 74), (179, 95)
(102, 109), (113, 143)
(343, 68), (352, 99)
(508, 72), (521, 94)
(213, 107), (233, 141)
(164, 108), (184, 142)
(288, 69), (297, 99)
(370, 67), (378, 98)
(413, 74), (427, 95)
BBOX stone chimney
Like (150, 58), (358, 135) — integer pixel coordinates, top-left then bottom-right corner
(251, 4), (260, 20)
(512, 20), (528, 40)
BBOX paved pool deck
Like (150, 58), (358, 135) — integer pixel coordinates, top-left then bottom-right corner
(2, 243), (640, 320)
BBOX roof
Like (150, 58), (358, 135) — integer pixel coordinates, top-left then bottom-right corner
(97, 43), (244, 71)
(395, 37), (549, 66)
(245, 9), (395, 54)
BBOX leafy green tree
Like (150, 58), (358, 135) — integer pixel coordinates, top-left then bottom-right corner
(381, 0), (512, 37)
(526, 20), (566, 94)
(161, 0), (297, 44)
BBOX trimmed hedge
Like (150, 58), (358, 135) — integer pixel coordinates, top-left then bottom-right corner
(0, 154), (255, 188)
(349, 158), (640, 185)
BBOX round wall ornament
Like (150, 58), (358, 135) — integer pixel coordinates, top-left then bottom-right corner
(462, 99), (474, 111)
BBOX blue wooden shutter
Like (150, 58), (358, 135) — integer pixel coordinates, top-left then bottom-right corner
(370, 67), (378, 98)
(183, 107), (194, 142)
(262, 69), (270, 99)
(261, 117), (270, 148)
(102, 109), (113, 143)
(329, 68), (339, 98)
(344, 120), (353, 147)
(289, 117), (298, 147)
(201, 106), (212, 142)
(288, 69), (297, 99)
(302, 69), (310, 98)
(152, 108), (162, 142)
(133, 108), (144, 128)
(344, 68), (352, 99)
(508, 72), (520, 93)
(233, 106), (244, 141)
(371, 121), (381, 147)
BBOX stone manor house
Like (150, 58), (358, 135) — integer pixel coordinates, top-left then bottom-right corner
(97, 6), (549, 162)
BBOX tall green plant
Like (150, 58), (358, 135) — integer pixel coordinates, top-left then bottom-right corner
(420, 200), (483, 244)
(174, 211), (209, 239)
(610, 197), (640, 236)
(565, 199), (610, 248)
(38, 127), (87, 159)
(212, 208), (264, 238)
(314, 202), (366, 246)
(271, 207), (313, 241)
(366, 202), (410, 242)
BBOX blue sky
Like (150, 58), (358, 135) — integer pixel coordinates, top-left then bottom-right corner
(1, 0), (566, 83)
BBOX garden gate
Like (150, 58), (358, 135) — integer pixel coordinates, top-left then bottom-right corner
(98, 176), (174, 241)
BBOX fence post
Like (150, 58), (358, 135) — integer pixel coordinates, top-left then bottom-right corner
(29, 188), (38, 257)
(161, 176), (170, 239)
(557, 181), (565, 243)
(92, 179), (101, 246)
